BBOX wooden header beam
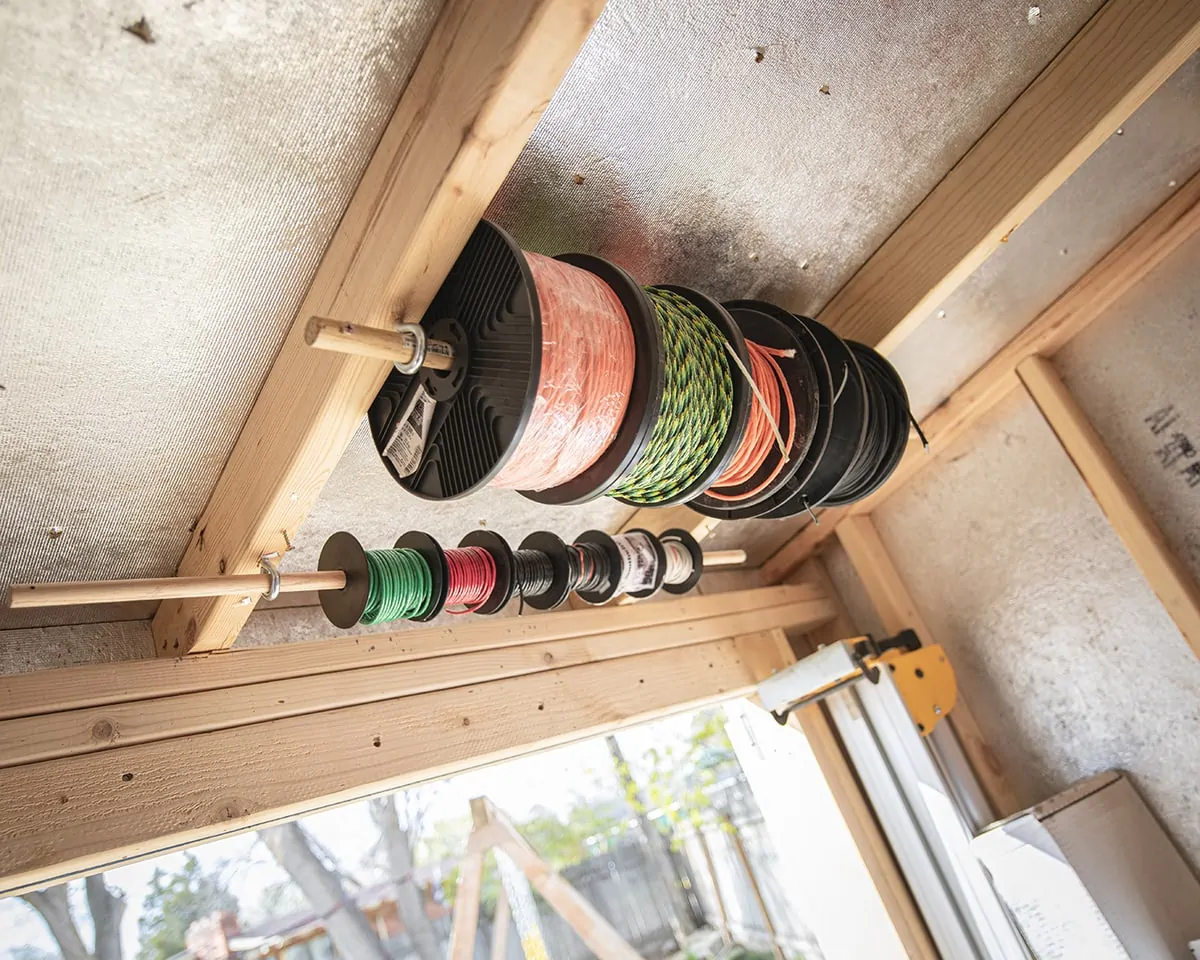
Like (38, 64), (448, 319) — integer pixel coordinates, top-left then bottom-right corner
(153, 0), (605, 656)
(0, 589), (806, 896)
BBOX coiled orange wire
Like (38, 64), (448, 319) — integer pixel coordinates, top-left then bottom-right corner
(490, 253), (635, 491)
(706, 340), (796, 502)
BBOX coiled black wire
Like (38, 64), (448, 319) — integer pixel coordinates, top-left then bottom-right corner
(513, 549), (555, 598)
(826, 344), (910, 506)
(569, 541), (613, 595)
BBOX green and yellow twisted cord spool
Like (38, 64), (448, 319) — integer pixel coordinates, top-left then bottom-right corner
(609, 287), (733, 504)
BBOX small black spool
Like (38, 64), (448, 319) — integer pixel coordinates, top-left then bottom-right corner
(689, 308), (835, 521)
(572, 529), (624, 605)
(689, 301), (819, 516)
(761, 317), (869, 520)
(517, 531), (573, 610)
(659, 527), (704, 596)
(317, 531), (371, 629)
(622, 527), (667, 600)
(368, 220), (542, 500)
(520, 254), (664, 505)
(393, 531), (448, 622)
(611, 285), (751, 507)
(457, 530), (515, 615)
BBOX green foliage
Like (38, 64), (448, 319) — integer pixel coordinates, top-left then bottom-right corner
(137, 854), (238, 960)
(519, 802), (625, 869)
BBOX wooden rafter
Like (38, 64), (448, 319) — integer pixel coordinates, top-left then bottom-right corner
(762, 170), (1200, 584)
(153, 0), (605, 656)
(0, 591), (804, 896)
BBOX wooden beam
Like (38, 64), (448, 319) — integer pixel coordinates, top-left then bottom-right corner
(0, 635), (782, 896)
(449, 852), (485, 960)
(0, 598), (832, 770)
(761, 170), (1200, 584)
(490, 885), (511, 960)
(617, 505), (720, 542)
(834, 515), (1023, 818)
(1018, 356), (1200, 656)
(483, 801), (643, 960)
(822, 0), (1200, 353)
(788, 558), (939, 960)
(152, 0), (605, 655)
(3, 584), (820, 721)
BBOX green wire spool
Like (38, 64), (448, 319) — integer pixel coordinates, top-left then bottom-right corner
(608, 286), (750, 506)
(318, 531), (447, 627)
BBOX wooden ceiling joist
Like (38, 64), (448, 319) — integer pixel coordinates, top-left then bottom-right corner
(153, 0), (605, 656)
(0, 589), (815, 896)
(763, 170), (1200, 584)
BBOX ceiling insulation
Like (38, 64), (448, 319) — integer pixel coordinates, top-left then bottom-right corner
(1, 0), (1106, 633)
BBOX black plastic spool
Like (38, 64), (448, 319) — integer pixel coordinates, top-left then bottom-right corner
(516, 531), (573, 610)
(761, 317), (870, 520)
(393, 531), (448, 622)
(571, 529), (623, 605)
(621, 527), (667, 600)
(688, 307), (835, 521)
(520, 254), (664, 505)
(456, 529), (514, 615)
(823, 343), (911, 506)
(611, 285), (751, 507)
(317, 531), (372, 628)
(368, 220), (541, 500)
(659, 527), (705, 595)
(689, 301), (819, 516)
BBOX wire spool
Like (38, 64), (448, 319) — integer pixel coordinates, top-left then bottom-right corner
(514, 531), (574, 610)
(823, 342), (911, 506)
(690, 304), (834, 521)
(608, 286), (751, 507)
(455, 530), (514, 614)
(759, 315), (869, 520)
(689, 302), (819, 516)
(519, 254), (663, 505)
(659, 528), (704, 595)
(317, 531), (446, 628)
(367, 220), (661, 502)
(571, 528), (667, 603)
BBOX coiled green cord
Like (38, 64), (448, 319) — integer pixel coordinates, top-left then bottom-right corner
(609, 288), (733, 504)
(362, 548), (432, 624)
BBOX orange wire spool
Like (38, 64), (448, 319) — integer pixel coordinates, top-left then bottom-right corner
(490, 253), (636, 491)
(706, 340), (797, 502)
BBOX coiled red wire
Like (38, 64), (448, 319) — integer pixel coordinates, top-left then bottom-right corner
(443, 546), (497, 614)
(706, 340), (796, 502)
(490, 253), (636, 491)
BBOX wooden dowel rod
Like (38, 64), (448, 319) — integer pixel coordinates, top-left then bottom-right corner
(304, 317), (455, 371)
(702, 549), (746, 567)
(10, 550), (747, 609)
(8, 571), (347, 609)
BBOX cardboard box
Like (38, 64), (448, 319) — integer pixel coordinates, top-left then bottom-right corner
(972, 771), (1200, 959)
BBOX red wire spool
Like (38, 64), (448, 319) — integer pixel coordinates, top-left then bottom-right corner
(443, 545), (498, 614)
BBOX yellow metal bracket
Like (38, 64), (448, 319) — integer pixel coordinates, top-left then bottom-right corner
(873, 644), (957, 736)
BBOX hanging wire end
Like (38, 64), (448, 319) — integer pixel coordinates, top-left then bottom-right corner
(910, 412), (930, 452)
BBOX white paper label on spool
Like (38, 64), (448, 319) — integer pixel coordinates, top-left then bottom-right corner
(384, 385), (436, 478)
(615, 533), (656, 594)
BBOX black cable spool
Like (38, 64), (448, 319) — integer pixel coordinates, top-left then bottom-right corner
(610, 285), (751, 507)
(688, 307), (835, 521)
(393, 531), (448, 622)
(571, 530), (623, 605)
(823, 343), (911, 506)
(457, 529), (515, 615)
(520, 254), (663, 505)
(760, 316), (870, 519)
(317, 531), (372, 628)
(688, 300), (820, 517)
(516, 531), (573, 610)
(621, 527), (667, 600)
(659, 527), (704, 595)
